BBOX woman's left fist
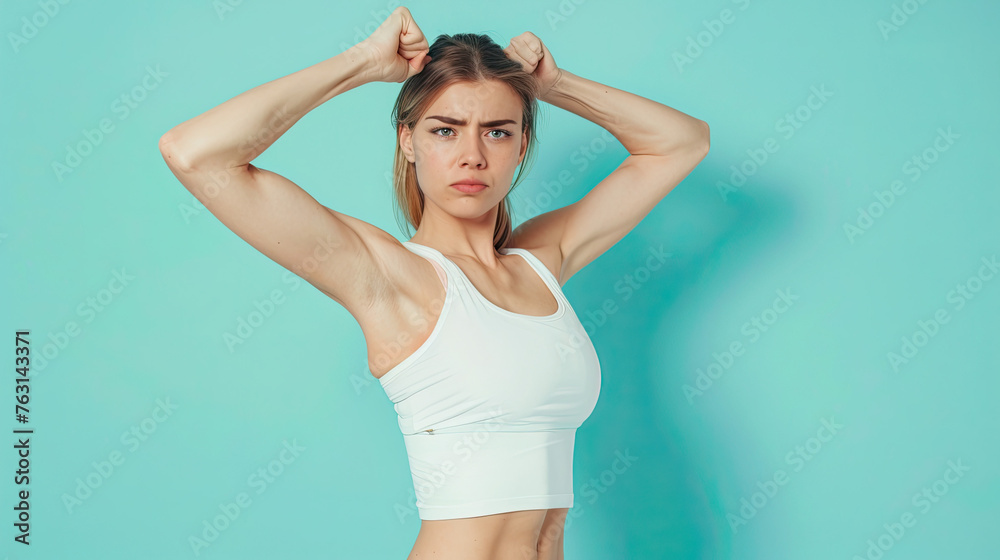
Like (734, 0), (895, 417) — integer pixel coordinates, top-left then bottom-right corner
(503, 32), (562, 99)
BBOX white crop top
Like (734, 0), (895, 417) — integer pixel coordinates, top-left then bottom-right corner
(377, 241), (602, 520)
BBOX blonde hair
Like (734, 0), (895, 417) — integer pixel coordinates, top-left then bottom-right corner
(390, 33), (541, 252)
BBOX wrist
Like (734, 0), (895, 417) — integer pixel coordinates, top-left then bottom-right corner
(347, 41), (379, 84)
(540, 68), (567, 102)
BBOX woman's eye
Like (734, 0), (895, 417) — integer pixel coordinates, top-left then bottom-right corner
(431, 128), (511, 139)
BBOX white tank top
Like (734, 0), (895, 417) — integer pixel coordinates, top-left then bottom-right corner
(377, 241), (602, 520)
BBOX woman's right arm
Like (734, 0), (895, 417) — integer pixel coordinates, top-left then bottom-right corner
(158, 6), (428, 313)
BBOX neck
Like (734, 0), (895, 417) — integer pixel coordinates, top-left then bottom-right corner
(409, 205), (502, 265)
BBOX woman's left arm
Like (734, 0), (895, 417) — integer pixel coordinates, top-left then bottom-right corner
(505, 33), (710, 284)
(540, 68), (710, 156)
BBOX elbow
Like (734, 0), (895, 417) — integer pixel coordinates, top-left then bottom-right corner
(657, 120), (710, 159)
(696, 120), (710, 155)
(157, 132), (174, 159)
(158, 132), (195, 174)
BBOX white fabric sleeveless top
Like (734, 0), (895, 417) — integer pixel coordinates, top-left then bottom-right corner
(377, 241), (602, 520)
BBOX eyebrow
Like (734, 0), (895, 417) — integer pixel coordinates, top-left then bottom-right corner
(424, 115), (518, 127)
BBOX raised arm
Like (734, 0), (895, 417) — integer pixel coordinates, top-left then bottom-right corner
(158, 7), (430, 314)
(503, 32), (710, 285)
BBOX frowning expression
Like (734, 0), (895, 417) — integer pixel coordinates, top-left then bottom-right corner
(400, 80), (528, 218)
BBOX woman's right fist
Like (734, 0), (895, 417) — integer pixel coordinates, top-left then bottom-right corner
(358, 6), (431, 83)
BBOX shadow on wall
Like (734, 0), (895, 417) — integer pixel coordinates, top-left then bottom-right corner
(546, 158), (796, 558)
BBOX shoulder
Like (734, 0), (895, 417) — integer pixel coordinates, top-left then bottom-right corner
(506, 239), (565, 288)
(508, 209), (571, 287)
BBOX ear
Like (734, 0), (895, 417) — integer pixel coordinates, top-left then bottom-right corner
(517, 128), (529, 165)
(399, 124), (415, 163)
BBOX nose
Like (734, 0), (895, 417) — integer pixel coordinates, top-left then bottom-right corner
(458, 135), (486, 168)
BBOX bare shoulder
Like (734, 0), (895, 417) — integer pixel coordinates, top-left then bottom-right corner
(510, 242), (563, 287)
(508, 224), (567, 288)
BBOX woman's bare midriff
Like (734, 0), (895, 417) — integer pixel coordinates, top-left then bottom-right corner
(408, 508), (568, 560)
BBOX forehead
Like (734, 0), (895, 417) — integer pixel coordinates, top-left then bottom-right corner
(425, 80), (521, 120)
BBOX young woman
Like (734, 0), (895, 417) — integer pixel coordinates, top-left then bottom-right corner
(159, 6), (709, 559)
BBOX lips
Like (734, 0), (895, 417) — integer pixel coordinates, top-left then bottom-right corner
(451, 182), (488, 193)
(451, 179), (487, 187)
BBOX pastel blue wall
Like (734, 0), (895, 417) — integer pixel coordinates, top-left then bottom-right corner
(2, 1), (996, 558)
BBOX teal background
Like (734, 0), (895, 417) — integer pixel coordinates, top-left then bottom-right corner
(2, 0), (997, 558)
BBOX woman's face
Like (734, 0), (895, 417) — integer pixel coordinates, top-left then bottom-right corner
(400, 80), (528, 221)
